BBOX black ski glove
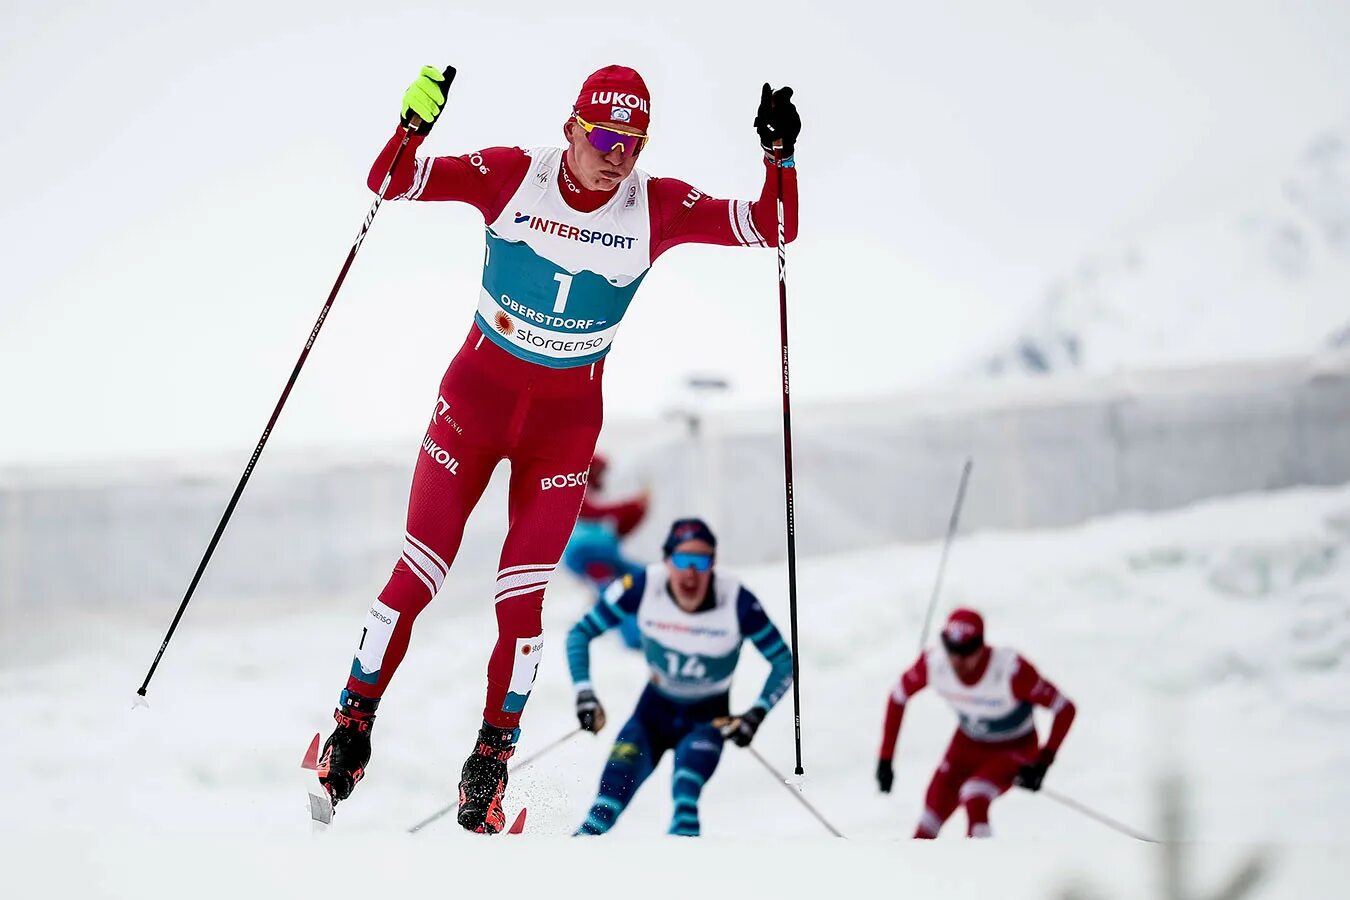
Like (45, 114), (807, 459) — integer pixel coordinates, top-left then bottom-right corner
(876, 758), (895, 794)
(754, 83), (800, 159)
(1015, 749), (1056, 792)
(721, 707), (766, 748)
(576, 688), (606, 733)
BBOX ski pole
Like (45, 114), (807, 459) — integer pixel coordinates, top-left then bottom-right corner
(407, 726), (582, 834)
(748, 745), (844, 838)
(1039, 785), (1158, 843)
(134, 67), (457, 703)
(916, 457), (973, 651)
(771, 148), (806, 777)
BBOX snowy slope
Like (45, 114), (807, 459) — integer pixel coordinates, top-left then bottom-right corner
(985, 123), (1350, 377)
(10, 485), (1350, 876)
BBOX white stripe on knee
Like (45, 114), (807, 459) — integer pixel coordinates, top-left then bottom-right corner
(958, 778), (1000, 803)
(496, 564), (555, 602)
(403, 532), (448, 596)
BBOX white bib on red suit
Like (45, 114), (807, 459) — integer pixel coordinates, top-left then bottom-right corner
(925, 645), (1035, 742)
(477, 147), (652, 368)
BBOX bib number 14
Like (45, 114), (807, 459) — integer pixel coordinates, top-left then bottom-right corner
(664, 651), (707, 680)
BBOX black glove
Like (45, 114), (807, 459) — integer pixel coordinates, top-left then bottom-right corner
(576, 688), (606, 733)
(721, 707), (766, 747)
(754, 83), (800, 159)
(876, 758), (894, 794)
(1015, 749), (1055, 792)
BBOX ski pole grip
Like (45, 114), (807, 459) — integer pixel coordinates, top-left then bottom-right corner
(439, 64), (458, 93)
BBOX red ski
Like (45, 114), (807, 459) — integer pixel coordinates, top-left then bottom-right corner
(507, 807), (528, 834)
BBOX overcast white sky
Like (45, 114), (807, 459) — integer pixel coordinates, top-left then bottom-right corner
(3, 0), (1349, 465)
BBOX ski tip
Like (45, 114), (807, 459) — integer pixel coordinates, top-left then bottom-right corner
(301, 733), (322, 770)
(507, 807), (527, 834)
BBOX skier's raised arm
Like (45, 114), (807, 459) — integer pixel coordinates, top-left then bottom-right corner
(647, 86), (800, 261)
(368, 141), (530, 215)
(366, 68), (530, 216)
(647, 162), (799, 258)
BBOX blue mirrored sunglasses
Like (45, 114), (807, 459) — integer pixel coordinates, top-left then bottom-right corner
(670, 551), (714, 572)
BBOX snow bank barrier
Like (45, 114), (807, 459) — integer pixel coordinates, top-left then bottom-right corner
(4, 354), (1348, 610)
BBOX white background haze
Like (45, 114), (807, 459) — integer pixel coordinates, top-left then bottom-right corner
(3, 0), (1350, 464)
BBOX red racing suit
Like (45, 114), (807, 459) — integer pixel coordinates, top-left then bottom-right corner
(341, 129), (798, 731)
(578, 492), (647, 538)
(879, 645), (1076, 837)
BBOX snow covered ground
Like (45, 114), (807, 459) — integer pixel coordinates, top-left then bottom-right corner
(8, 485), (1350, 895)
(7, 6), (1348, 895)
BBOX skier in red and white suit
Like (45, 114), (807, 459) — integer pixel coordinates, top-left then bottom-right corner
(314, 64), (799, 834)
(875, 608), (1076, 838)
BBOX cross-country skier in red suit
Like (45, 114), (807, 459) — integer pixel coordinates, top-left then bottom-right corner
(875, 609), (1076, 838)
(314, 64), (800, 834)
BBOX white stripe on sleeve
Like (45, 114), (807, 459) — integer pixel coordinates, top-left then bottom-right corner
(734, 200), (767, 247)
(393, 157), (431, 201)
(727, 200), (749, 246)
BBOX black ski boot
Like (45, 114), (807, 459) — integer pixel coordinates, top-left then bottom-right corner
(456, 721), (517, 833)
(316, 692), (378, 805)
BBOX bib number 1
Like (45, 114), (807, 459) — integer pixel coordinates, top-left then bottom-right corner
(552, 273), (573, 314)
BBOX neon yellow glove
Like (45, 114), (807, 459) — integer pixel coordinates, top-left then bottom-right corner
(401, 65), (450, 135)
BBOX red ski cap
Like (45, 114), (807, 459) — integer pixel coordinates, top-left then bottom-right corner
(942, 608), (985, 653)
(573, 65), (651, 134)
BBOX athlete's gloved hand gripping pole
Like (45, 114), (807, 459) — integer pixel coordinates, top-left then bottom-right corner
(575, 688), (607, 733)
(715, 708), (766, 748)
(134, 66), (456, 703)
